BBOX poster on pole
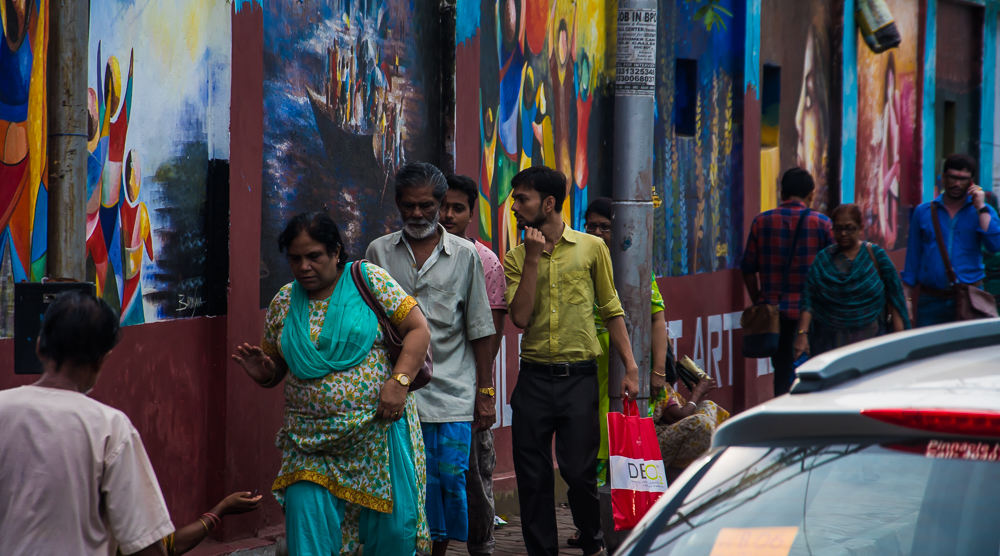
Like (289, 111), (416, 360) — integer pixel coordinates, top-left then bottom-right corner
(616, 6), (657, 96)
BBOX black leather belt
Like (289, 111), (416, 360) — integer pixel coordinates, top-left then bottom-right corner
(521, 360), (598, 377)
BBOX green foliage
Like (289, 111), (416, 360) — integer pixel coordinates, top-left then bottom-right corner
(687, 0), (733, 31)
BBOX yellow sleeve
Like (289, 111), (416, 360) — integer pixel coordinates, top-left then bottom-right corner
(592, 242), (624, 322)
(503, 248), (523, 306)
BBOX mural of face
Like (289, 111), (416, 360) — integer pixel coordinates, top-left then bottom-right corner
(794, 25), (828, 211)
(104, 57), (122, 119)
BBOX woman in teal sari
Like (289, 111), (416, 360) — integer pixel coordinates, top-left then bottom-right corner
(794, 203), (909, 360)
(233, 212), (433, 556)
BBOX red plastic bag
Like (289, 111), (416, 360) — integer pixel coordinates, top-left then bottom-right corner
(608, 399), (667, 530)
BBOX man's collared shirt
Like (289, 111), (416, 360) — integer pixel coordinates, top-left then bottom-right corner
(740, 200), (835, 320)
(504, 225), (624, 364)
(902, 194), (1000, 290)
(367, 226), (495, 423)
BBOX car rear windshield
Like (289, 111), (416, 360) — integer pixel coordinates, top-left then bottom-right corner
(643, 442), (1000, 556)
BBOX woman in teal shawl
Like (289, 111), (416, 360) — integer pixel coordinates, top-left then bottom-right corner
(794, 203), (910, 360)
(232, 212), (433, 556)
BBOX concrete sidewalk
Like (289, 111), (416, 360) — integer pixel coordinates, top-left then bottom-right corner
(446, 503), (581, 556)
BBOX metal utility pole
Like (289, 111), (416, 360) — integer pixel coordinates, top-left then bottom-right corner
(47, 0), (89, 281)
(608, 0), (657, 416)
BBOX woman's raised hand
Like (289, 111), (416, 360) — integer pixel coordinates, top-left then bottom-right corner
(692, 377), (718, 399)
(232, 343), (277, 385)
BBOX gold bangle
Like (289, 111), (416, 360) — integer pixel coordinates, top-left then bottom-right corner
(198, 518), (211, 534)
(798, 330), (808, 334)
(651, 370), (666, 377)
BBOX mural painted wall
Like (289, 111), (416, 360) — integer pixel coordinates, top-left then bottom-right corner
(0, 0), (48, 335)
(854, 0), (919, 249)
(87, 0), (232, 324)
(653, 0), (744, 277)
(261, 0), (442, 305)
(760, 0), (834, 213)
(463, 0), (615, 260)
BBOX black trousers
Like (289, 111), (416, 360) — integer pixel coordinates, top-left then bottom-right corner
(771, 318), (799, 397)
(511, 365), (603, 556)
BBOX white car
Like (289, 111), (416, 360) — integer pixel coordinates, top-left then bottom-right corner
(616, 319), (1000, 556)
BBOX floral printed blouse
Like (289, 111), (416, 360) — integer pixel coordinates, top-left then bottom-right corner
(261, 263), (429, 553)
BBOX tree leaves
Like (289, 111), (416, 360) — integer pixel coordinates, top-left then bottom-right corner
(686, 0), (732, 31)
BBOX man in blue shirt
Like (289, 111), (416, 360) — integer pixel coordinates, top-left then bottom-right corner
(902, 154), (1000, 326)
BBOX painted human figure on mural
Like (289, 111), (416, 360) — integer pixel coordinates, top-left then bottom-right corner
(0, 0), (48, 288)
(795, 23), (830, 213)
(875, 54), (901, 248)
(574, 53), (594, 229)
(549, 17), (575, 224)
(87, 49), (135, 309)
(120, 150), (153, 325)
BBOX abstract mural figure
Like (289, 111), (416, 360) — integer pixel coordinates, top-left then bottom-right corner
(120, 150), (153, 325)
(474, 0), (612, 260)
(0, 0), (49, 336)
(87, 45), (134, 315)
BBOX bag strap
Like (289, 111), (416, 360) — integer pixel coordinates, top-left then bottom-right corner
(778, 208), (811, 302)
(351, 260), (394, 332)
(929, 203), (959, 286)
(864, 242), (882, 282)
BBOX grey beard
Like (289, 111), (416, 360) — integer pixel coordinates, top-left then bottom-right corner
(403, 213), (439, 239)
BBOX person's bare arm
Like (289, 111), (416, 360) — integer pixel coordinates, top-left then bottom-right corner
(376, 307), (431, 421)
(129, 543), (168, 556)
(472, 336), (496, 429)
(171, 492), (262, 554)
(650, 312), (668, 393)
(490, 309), (506, 360)
(606, 316), (639, 400)
(889, 304), (905, 333)
(663, 378), (717, 422)
(508, 229), (544, 328)
(793, 311), (813, 360)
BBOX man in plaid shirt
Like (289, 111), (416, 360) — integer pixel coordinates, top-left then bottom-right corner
(741, 168), (834, 396)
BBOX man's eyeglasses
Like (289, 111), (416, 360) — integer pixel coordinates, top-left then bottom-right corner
(945, 173), (973, 184)
(833, 225), (859, 234)
(584, 223), (612, 233)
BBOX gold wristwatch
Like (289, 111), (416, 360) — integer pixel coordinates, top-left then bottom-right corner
(477, 387), (496, 397)
(391, 373), (412, 387)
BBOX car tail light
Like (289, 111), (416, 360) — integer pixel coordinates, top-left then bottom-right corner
(861, 408), (1000, 437)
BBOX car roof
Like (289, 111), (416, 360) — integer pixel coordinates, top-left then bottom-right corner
(714, 319), (1000, 448)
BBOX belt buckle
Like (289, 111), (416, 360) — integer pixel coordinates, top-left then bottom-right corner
(551, 363), (571, 377)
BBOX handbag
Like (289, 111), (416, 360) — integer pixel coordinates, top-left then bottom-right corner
(351, 260), (433, 391)
(929, 204), (998, 320)
(741, 209), (812, 358)
(608, 400), (667, 530)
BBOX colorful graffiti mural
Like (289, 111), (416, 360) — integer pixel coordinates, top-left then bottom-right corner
(87, 0), (231, 323)
(261, 0), (441, 306)
(0, 0), (48, 335)
(461, 0), (614, 259)
(855, 0), (918, 249)
(654, 0), (744, 277)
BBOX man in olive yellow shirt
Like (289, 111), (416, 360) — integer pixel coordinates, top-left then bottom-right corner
(504, 166), (640, 556)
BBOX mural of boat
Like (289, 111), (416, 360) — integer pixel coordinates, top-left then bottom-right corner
(306, 86), (380, 172)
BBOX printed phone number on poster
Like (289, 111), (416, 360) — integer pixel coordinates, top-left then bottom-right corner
(618, 65), (655, 79)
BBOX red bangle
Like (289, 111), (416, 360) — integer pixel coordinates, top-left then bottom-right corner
(203, 512), (221, 529)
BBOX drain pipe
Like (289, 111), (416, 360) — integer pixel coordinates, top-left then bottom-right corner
(47, 0), (89, 281)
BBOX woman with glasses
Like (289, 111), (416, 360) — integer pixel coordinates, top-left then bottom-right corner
(794, 203), (909, 361)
